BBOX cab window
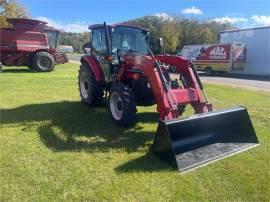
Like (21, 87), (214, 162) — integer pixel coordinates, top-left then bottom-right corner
(111, 27), (148, 55)
(91, 29), (107, 55)
(45, 30), (58, 49)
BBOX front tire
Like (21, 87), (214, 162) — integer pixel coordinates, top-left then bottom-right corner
(109, 82), (136, 126)
(78, 63), (103, 106)
(32, 52), (55, 72)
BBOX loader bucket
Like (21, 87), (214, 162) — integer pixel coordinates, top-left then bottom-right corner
(151, 106), (259, 173)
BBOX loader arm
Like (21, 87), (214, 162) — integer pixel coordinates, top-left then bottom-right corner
(156, 55), (212, 114)
(138, 55), (211, 120)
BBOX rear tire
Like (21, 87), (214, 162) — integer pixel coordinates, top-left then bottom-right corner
(32, 52), (54, 72)
(78, 63), (103, 106)
(108, 82), (136, 126)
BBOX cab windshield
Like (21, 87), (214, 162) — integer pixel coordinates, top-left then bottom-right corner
(45, 30), (59, 49)
(111, 26), (148, 55)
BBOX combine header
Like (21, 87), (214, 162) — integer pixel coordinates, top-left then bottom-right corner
(0, 18), (68, 72)
(78, 22), (259, 172)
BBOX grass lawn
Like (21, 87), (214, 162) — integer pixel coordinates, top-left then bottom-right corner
(1, 63), (269, 201)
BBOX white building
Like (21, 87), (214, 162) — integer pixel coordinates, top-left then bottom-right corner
(220, 26), (270, 76)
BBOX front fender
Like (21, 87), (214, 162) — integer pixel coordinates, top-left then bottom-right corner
(80, 55), (105, 82)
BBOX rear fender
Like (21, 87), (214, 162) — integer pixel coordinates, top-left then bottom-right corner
(80, 55), (105, 82)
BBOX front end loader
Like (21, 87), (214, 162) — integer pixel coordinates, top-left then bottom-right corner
(78, 22), (259, 172)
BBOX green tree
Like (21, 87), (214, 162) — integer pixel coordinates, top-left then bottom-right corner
(0, 0), (29, 27)
(196, 27), (214, 44)
(160, 22), (179, 53)
(59, 32), (90, 53)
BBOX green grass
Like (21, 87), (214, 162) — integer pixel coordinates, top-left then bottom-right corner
(1, 63), (269, 201)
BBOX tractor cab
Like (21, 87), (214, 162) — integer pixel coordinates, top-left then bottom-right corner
(44, 27), (60, 50)
(89, 23), (149, 55)
(44, 26), (69, 65)
(88, 23), (149, 80)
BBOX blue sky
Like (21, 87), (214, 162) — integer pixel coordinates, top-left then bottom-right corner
(21, 0), (270, 32)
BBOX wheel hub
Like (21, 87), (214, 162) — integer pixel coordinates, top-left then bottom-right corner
(80, 72), (89, 98)
(110, 92), (123, 120)
(39, 56), (51, 70)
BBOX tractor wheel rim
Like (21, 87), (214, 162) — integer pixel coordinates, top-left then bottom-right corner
(80, 72), (89, 98)
(110, 92), (123, 121)
(39, 56), (51, 70)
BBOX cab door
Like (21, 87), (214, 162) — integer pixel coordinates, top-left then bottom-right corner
(91, 28), (111, 81)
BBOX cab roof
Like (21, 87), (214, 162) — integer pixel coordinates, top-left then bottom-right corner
(88, 23), (149, 32)
(6, 18), (60, 32)
(7, 18), (47, 25)
(44, 26), (60, 32)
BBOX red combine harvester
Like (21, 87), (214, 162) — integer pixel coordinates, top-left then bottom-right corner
(0, 18), (68, 72)
(78, 23), (259, 172)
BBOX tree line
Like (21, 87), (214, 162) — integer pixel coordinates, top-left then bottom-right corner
(125, 16), (234, 53)
(59, 16), (234, 53)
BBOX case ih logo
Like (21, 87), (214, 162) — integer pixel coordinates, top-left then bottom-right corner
(210, 46), (226, 60)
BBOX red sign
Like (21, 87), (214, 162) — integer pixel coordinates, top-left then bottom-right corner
(196, 45), (231, 61)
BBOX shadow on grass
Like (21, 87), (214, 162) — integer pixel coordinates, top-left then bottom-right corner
(1, 101), (159, 152)
(1, 68), (34, 73)
(115, 152), (175, 173)
(2, 101), (175, 172)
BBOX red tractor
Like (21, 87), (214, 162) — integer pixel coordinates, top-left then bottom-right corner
(78, 23), (258, 172)
(0, 18), (68, 72)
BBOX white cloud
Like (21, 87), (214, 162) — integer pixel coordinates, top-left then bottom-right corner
(181, 7), (203, 15)
(210, 15), (270, 27)
(36, 16), (89, 33)
(154, 12), (174, 21)
(211, 17), (248, 24)
(251, 15), (270, 26)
